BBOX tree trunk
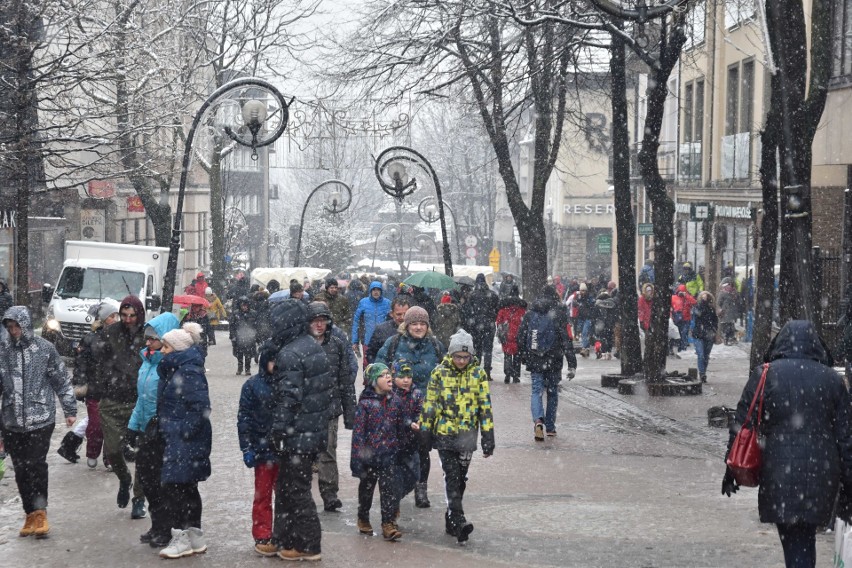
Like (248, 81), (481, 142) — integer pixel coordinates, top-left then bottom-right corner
(636, 22), (686, 381)
(610, 29), (642, 375)
(517, 219), (549, 298)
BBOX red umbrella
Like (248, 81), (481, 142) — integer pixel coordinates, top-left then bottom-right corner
(173, 294), (210, 307)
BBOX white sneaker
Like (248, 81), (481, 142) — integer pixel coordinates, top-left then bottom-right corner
(87, 458), (97, 469)
(186, 527), (207, 554)
(159, 529), (193, 559)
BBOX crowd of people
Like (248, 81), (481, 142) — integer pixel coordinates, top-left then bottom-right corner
(6, 260), (841, 568)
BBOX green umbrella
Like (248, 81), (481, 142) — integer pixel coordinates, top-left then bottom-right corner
(403, 271), (456, 290)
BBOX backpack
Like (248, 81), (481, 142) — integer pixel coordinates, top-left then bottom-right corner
(525, 310), (557, 354)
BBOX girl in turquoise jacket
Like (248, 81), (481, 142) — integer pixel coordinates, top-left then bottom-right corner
(126, 311), (180, 546)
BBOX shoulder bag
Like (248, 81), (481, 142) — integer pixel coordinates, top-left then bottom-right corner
(726, 363), (769, 487)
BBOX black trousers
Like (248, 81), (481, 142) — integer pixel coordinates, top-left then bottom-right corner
(776, 522), (816, 568)
(160, 482), (202, 530)
(357, 465), (396, 524)
(504, 353), (521, 379)
(3, 424), (54, 513)
(438, 449), (472, 521)
(136, 433), (167, 537)
(419, 437), (431, 484)
(273, 452), (321, 554)
(473, 327), (495, 371)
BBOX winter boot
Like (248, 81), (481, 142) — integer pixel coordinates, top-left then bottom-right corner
(31, 510), (50, 538)
(236, 362), (243, 375)
(159, 529), (193, 558)
(254, 540), (278, 557)
(357, 518), (373, 535)
(381, 522), (402, 541)
(19, 512), (36, 537)
(186, 527), (207, 554)
(277, 549), (322, 561)
(117, 476), (132, 508)
(414, 482), (430, 508)
(245, 366), (251, 376)
(130, 497), (147, 519)
(57, 431), (83, 463)
(87, 458), (98, 468)
(534, 420), (545, 441)
(456, 521), (474, 543)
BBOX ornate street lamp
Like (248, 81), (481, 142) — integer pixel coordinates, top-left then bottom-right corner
(418, 196), (462, 262)
(161, 77), (290, 314)
(370, 224), (402, 272)
(374, 146), (453, 276)
(292, 179), (353, 266)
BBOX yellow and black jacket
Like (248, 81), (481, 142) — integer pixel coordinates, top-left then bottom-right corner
(419, 355), (495, 454)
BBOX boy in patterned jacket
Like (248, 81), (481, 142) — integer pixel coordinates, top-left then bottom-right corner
(351, 363), (405, 541)
(416, 328), (494, 544)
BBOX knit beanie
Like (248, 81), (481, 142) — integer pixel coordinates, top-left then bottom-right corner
(392, 359), (413, 377)
(325, 278), (338, 289)
(447, 328), (474, 356)
(364, 363), (389, 386)
(162, 328), (194, 352)
(440, 293), (452, 304)
(403, 306), (429, 327)
(92, 299), (120, 322)
(182, 321), (203, 344)
(205, 287), (213, 296)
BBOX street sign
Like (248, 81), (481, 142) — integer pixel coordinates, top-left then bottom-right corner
(596, 234), (612, 254)
(489, 247), (500, 272)
(638, 223), (654, 236)
(465, 235), (478, 247)
(465, 246), (478, 259)
(690, 202), (713, 221)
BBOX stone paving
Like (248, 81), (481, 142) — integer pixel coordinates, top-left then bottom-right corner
(0, 336), (835, 567)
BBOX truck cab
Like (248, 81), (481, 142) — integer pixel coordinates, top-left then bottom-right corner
(41, 241), (184, 356)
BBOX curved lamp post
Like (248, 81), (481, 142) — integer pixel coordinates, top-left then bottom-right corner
(374, 146), (453, 276)
(293, 179), (353, 266)
(161, 77), (290, 314)
(418, 196), (462, 263)
(410, 233), (440, 266)
(370, 224), (402, 272)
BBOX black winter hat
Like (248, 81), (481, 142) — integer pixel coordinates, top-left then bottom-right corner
(307, 301), (332, 321)
(325, 278), (338, 289)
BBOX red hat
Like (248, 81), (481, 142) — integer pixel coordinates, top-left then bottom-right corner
(196, 272), (205, 279)
(440, 294), (452, 304)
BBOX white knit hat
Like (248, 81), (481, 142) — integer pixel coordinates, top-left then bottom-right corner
(162, 328), (194, 352)
(182, 321), (203, 344)
(447, 328), (474, 356)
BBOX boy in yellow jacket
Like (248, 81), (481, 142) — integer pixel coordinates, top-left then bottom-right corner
(416, 328), (494, 544)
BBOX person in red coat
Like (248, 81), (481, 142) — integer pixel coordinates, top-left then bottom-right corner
(638, 283), (653, 332)
(495, 285), (527, 384)
(670, 284), (697, 351)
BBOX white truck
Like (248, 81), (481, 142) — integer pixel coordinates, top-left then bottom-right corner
(41, 241), (185, 356)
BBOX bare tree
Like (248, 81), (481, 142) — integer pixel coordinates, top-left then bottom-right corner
(329, 0), (589, 295)
(750, 0), (831, 366)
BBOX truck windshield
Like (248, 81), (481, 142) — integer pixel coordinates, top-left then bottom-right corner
(55, 267), (144, 300)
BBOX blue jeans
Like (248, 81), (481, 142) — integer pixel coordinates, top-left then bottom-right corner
(580, 320), (592, 348)
(531, 371), (560, 432)
(694, 337), (714, 375)
(676, 320), (690, 351)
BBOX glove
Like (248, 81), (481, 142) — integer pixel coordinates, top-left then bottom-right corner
(242, 450), (256, 468)
(123, 430), (141, 463)
(566, 368), (576, 380)
(721, 467), (739, 497)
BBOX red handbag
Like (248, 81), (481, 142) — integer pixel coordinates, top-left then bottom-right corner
(726, 363), (769, 487)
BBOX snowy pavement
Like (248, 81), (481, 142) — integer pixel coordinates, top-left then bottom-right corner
(0, 337), (831, 566)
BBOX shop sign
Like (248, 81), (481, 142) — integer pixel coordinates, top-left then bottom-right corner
(715, 205), (756, 220)
(80, 209), (105, 241)
(690, 202), (713, 221)
(489, 247), (500, 272)
(87, 180), (116, 199)
(564, 203), (615, 215)
(596, 234), (612, 254)
(637, 223), (654, 236)
(0, 209), (16, 229)
(127, 195), (145, 212)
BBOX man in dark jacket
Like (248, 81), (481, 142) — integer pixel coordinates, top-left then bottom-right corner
(269, 299), (334, 561)
(463, 274), (499, 380)
(95, 295), (146, 513)
(365, 296), (410, 364)
(307, 302), (357, 512)
(313, 279), (353, 336)
(518, 286), (577, 441)
(0, 278), (13, 317)
(724, 320), (852, 567)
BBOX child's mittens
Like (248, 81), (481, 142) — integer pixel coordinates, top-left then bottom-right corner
(242, 450), (256, 468)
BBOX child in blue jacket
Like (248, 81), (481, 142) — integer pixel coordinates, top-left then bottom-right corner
(391, 360), (423, 507)
(237, 341), (280, 557)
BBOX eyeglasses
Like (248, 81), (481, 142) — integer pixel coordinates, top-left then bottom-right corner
(452, 353), (472, 361)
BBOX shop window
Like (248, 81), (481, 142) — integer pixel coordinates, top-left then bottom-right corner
(832, 0), (852, 81)
(685, 0), (706, 50)
(722, 60), (754, 180)
(680, 79), (704, 182)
